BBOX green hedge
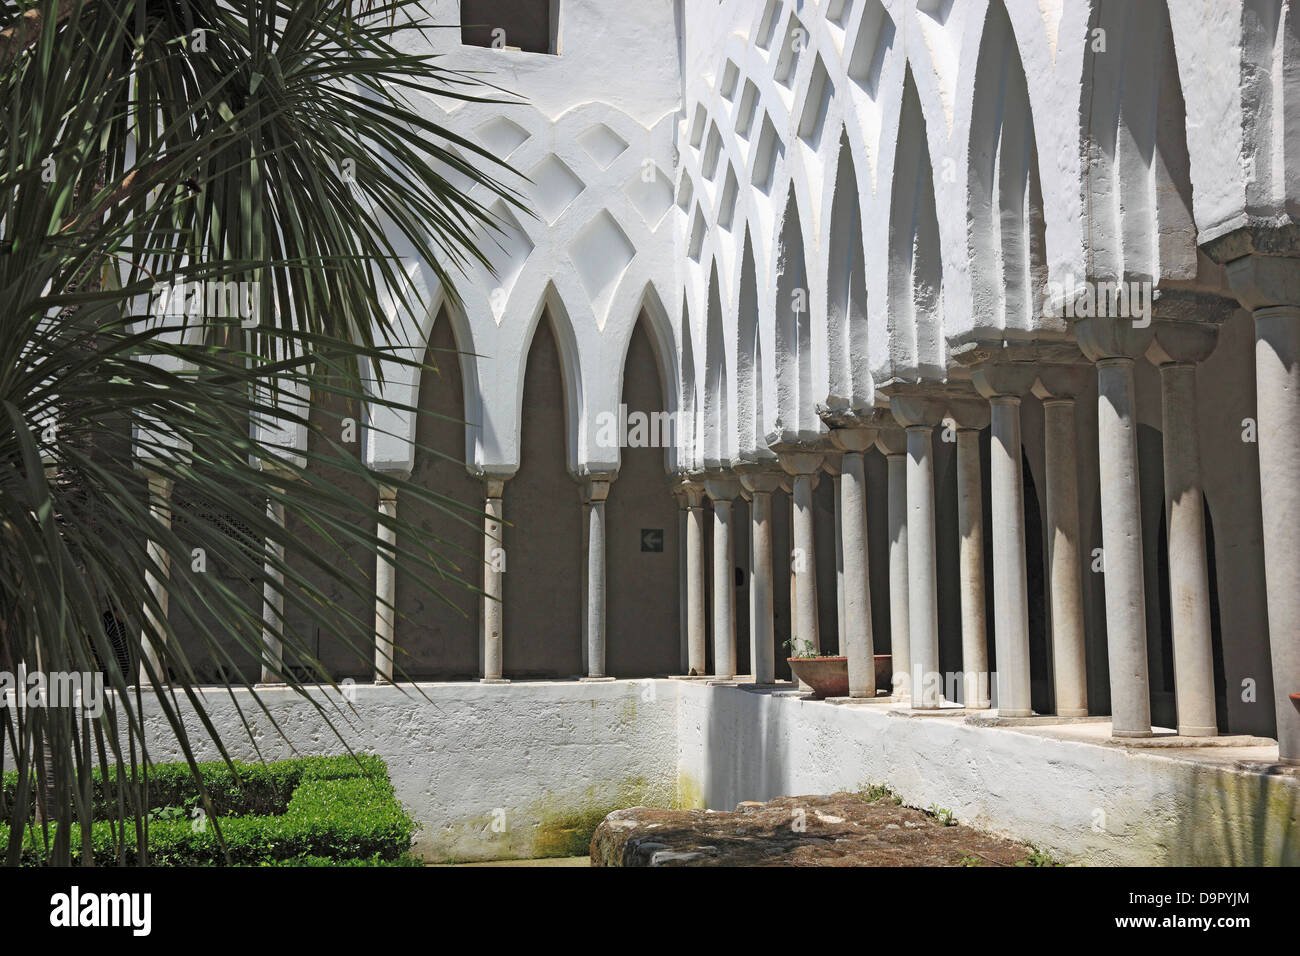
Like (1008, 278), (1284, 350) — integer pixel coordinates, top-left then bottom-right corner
(16, 754), (418, 866)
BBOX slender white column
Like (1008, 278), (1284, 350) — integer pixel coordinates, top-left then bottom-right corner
(739, 469), (782, 684)
(260, 495), (287, 684)
(904, 425), (940, 708)
(824, 458), (846, 656)
(831, 427), (877, 698)
(1156, 364), (1218, 735)
(581, 476), (613, 680)
(1252, 307), (1300, 762)
(876, 429), (910, 699)
(778, 453), (824, 656)
(706, 478), (739, 679)
(676, 491), (688, 673)
(684, 481), (707, 675)
(955, 427), (990, 708)
(482, 477), (509, 683)
(1042, 399), (1088, 717)
(374, 484), (398, 683)
(1096, 357), (1152, 736)
(140, 474), (174, 685)
(989, 397), (1032, 718)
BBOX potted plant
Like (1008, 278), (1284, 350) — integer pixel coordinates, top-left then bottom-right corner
(784, 640), (893, 699)
(785, 639), (848, 699)
(1290, 692), (1299, 715)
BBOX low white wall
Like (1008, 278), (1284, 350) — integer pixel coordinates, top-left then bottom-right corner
(101, 679), (1300, 864)
(127, 679), (677, 861)
(675, 683), (1300, 866)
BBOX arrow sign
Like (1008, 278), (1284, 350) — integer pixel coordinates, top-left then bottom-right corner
(640, 528), (664, 553)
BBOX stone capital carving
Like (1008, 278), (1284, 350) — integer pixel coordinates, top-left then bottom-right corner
(873, 424), (907, 457)
(946, 398), (991, 431)
(1031, 364), (1092, 402)
(1225, 253), (1300, 312)
(704, 475), (741, 502)
(888, 394), (947, 428)
(1073, 315), (1157, 363)
(970, 363), (1038, 401)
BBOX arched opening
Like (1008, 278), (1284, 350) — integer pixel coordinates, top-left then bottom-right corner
(394, 309), (480, 679)
(504, 311), (582, 678)
(827, 134), (871, 409)
(607, 315), (681, 677)
(773, 192), (814, 441)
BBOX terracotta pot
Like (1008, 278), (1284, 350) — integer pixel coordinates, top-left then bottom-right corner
(1290, 693), (1300, 715)
(787, 656), (849, 699)
(874, 654), (892, 694)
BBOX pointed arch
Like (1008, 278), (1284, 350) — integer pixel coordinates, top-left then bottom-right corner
(614, 282), (681, 473)
(680, 292), (700, 472)
(511, 282), (584, 473)
(772, 190), (815, 443)
(1080, 0), (1195, 283)
(736, 230), (771, 460)
(888, 68), (945, 381)
(968, 0), (1048, 338)
(826, 132), (872, 412)
(704, 262), (730, 467)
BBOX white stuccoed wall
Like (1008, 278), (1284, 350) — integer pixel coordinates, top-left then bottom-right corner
(116, 679), (1299, 865)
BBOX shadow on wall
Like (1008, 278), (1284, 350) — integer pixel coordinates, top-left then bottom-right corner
(395, 309), (481, 680)
(607, 317), (681, 677)
(505, 311), (582, 678)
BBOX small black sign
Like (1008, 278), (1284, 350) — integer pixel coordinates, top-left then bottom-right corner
(640, 529), (664, 552)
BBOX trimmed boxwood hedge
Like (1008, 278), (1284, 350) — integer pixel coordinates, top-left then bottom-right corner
(13, 754), (419, 867)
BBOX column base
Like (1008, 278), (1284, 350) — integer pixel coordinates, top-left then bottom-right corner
(1056, 708), (1090, 718)
(579, 676), (616, 682)
(253, 681), (286, 689)
(373, 678), (393, 686)
(999, 708), (1033, 718)
(479, 678), (511, 684)
(1177, 725), (1219, 737)
(1112, 729), (1155, 739)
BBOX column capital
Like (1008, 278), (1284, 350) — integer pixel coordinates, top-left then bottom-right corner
(971, 363), (1038, 401)
(946, 397), (990, 431)
(704, 474), (741, 502)
(579, 473), (615, 503)
(1032, 363), (1092, 402)
(736, 464), (785, 495)
(1073, 314), (1156, 363)
(820, 453), (843, 477)
(677, 475), (707, 508)
(873, 423), (907, 457)
(482, 475), (510, 498)
(888, 393), (947, 428)
(772, 444), (825, 476)
(828, 424), (879, 453)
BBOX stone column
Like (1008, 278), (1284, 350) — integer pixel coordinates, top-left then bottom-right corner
(948, 401), (991, 709)
(971, 367), (1038, 718)
(259, 494), (288, 684)
(374, 483), (398, 684)
(139, 474), (174, 685)
(1214, 242), (1300, 762)
(1248, 303), (1300, 761)
(1146, 316), (1227, 737)
(738, 466), (783, 684)
(683, 479), (708, 676)
(829, 425), (879, 698)
(875, 426), (910, 699)
(777, 450), (825, 656)
(823, 455), (846, 655)
(675, 487), (689, 673)
(1075, 316), (1157, 737)
(581, 475), (614, 681)
(889, 397), (947, 709)
(1034, 367), (1092, 718)
(481, 476), (510, 683)
(705, 476), (740, 678)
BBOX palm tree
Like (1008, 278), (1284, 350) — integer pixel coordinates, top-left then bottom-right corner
(0, 0), (523, 864)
